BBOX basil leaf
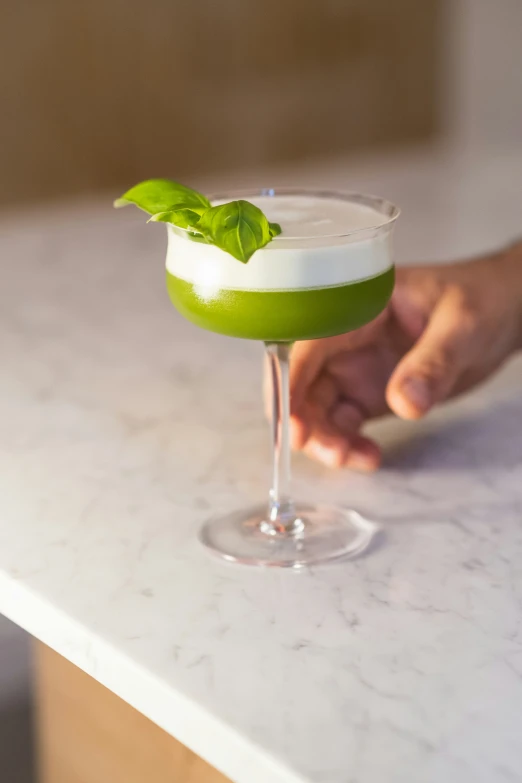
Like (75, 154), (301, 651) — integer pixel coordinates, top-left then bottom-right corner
(198, 200), (272, 263)
(114, 179), (210, 215)
(149, 208), (203, 230)
(114, 180), (283, 261)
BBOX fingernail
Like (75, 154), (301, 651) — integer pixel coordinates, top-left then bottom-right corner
(345, 452), (378, 472)
(311, 443), (344, 468)
(401, 377), (431, 412)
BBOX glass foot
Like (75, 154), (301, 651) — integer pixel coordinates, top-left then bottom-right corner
(199, 504), (379, 567)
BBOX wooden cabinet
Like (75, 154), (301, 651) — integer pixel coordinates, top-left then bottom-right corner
(34, 642), (228, 783)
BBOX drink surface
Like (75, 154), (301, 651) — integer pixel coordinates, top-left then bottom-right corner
(166, 194), (395, 341)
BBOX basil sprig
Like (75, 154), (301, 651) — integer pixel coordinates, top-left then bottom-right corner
(115, 179), (282, 262)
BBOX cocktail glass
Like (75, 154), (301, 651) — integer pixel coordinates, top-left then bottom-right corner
(166, 189), (399, 567)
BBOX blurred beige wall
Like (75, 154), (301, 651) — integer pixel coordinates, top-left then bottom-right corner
(1, 0), (443, 207)
(444, 0), (522, 151)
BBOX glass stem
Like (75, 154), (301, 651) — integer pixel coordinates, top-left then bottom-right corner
(264, 343), (301, 536)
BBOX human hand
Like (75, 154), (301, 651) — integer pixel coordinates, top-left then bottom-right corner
(280, 245), (522, 470)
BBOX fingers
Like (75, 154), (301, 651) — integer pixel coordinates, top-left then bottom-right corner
(263, 341), (333, 423)
(289, 338), (339, 413)
(386, 286), (478, 419)
(264, 329), (388, 470)
(345, 436), (381, 471)
(303, 427), (381, 471)
(268, 338), (343, 450)
(289, 312), (391, 412)
(296, 374), (346, 464)
(290, 414), (309, 451)
(264, 350), (358, 462)
(330, 400), (364, 432)
(300, 381), (381, 471)
(302, 422), (351, 468)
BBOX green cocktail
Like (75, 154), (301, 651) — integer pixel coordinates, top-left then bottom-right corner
(165, 192), (396, 344)
(163, 190), (399, 567)
(115, 181), (399, 567)
(167, 268), (394, 342)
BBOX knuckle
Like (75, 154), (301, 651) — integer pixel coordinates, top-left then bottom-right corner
(446, 284), (478, 319)
(419, 353), (453, 382)
(458, 305), (480, 336)
(444, 284), (481, 336)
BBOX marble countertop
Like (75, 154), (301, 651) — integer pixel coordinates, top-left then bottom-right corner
(1, 144), (522, 783)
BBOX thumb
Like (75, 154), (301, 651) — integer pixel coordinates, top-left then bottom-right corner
(386, 287), (476, 419)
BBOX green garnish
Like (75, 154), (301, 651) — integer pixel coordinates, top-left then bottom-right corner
(114, 179), (281, 262)
(197, 200), (274, 263)
(114, 179), (210, 215)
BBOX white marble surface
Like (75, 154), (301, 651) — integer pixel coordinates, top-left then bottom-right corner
(1, 145), (522, 783)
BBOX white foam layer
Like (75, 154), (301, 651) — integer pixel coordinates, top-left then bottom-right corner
(166, 194), (394, 291)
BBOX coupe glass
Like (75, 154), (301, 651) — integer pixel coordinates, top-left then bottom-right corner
(166, 189), (399, 566)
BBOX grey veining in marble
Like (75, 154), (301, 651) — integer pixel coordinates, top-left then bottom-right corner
(1, 148), (522, 783)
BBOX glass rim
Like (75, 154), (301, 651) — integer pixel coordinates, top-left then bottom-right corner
(204, 187), (401, 241)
